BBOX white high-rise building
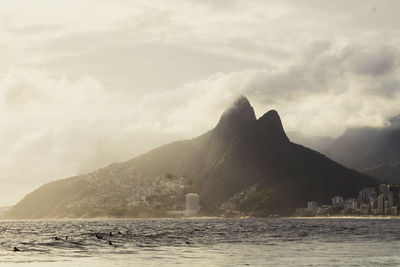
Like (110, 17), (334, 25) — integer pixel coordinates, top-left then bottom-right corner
(185, 193), (200, 215)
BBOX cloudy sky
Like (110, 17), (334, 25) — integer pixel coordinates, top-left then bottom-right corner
(1, 0), (400, 206)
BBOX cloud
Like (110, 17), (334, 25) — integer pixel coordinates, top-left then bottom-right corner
(137, 43), (400, 139)
(347, 46), (399, 76)
(0, 68), (189, 205)
(0, 69), (120, 205)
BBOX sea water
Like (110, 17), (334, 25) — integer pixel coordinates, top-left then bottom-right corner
(1, 218), (400, 266)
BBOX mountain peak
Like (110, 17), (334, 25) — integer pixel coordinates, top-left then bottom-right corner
(260, 109), (279, 120)
(256, 109), (289, 143)
(215, 95), (256, 128)
(222, 95), (254, 118)
(232, 95), (251, 110)
(212, 96), (256, 144)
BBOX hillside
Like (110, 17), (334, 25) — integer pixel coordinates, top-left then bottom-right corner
(4, 96), (379, 219)
(323, 124), (400, 183)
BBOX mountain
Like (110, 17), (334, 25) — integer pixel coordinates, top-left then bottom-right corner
(323, 124), (400, 183)
(3, 96), (379, 219)
(287, 131), (334, 152)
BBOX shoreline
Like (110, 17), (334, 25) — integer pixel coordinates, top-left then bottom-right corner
(1, 215), (400, 221)
(287, 215), (400, 219)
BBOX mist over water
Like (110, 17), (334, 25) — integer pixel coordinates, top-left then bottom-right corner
(1, 218), (400, 266)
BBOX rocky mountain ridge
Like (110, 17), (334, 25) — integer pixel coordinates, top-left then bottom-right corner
(4, 96), (379, 219)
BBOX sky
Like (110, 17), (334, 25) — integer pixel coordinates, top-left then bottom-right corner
(1, 0), (400, 206)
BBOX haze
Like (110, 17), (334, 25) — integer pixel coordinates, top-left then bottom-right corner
(1, 0), (400, 206)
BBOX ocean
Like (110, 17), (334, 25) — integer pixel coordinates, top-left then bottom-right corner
(1, 218), (400, 266)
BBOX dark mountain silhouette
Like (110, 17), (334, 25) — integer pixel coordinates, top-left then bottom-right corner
(4, 96), (378, 219)
(324, 123), (400, 183)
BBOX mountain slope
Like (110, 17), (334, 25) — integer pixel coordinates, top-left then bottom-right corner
(4, 96), (379, 218)
(324, 124), (400, 183)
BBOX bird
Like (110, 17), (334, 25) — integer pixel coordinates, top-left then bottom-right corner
(55, 237), (60, 241)
(65, 236), (69, 240)
(13, 247), (20, 252)
(95, 233), (103, 239)
(185, 241), (193, 245)
(118, 231), (122, 235)
(109, 241), (113, 245)
(109, 231), (113, 237)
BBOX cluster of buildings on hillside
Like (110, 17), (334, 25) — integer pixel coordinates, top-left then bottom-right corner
(296, 184), (400, 216)
(122, 175), (187, 211)
(82, 171), (188, 211)
(166, 193), (200, 217)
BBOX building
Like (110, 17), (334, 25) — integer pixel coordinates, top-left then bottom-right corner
(317, 205), (333, 216)
(344, 198), (357, 211)
(370, 199), (377, 210)
(360, 203), (370, 215)
(307, 201), (318, 215)
(380, 184), (389, 198)
(185, 193), (200, 215)
(388, 184), (400, 207)
(358, 187), (376, 205)
(307, 201), (318, 210)
(377, 194), (385, 214)
(332, 196), (344, 207)
(385, 200), (391, 215)
(388, 191), (394, 208)
(392, 206), (399, 215)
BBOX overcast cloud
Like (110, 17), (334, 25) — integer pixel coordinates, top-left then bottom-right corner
(1, 0), (400, 205)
